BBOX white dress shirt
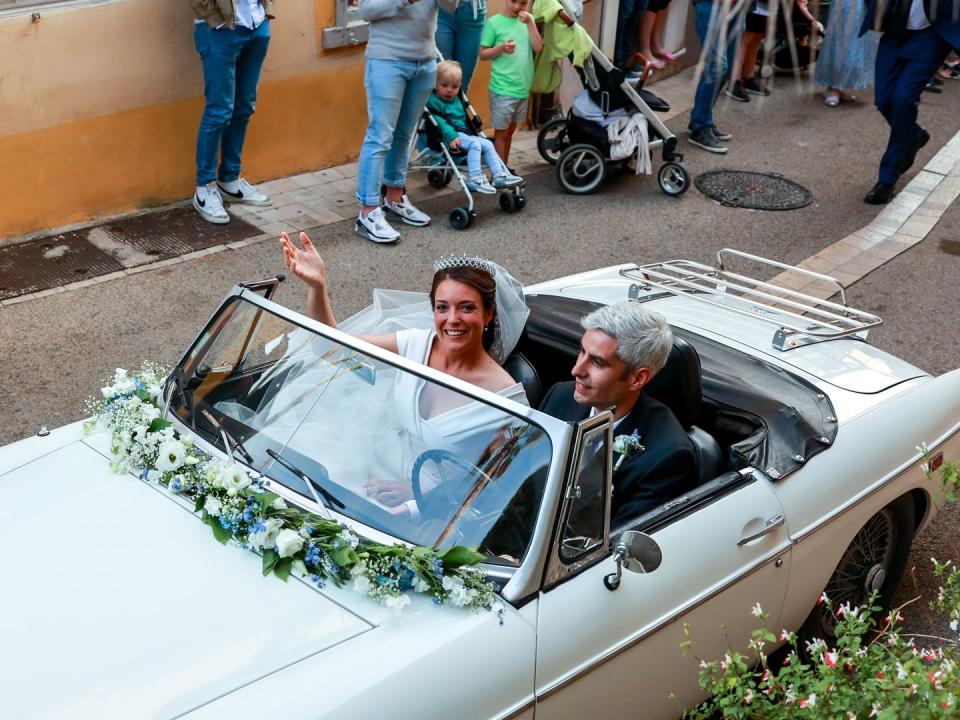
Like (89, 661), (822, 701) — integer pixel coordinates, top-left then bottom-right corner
(907, 0), (931, 29)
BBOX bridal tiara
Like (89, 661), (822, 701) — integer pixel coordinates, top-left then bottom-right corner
(432, 254), (496, 278)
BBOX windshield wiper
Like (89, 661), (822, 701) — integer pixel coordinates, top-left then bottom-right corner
(200, 408), (255, 465)
(266, 447), (345, 515)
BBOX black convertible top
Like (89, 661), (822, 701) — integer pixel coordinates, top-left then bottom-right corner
(519, 293), (837, 480)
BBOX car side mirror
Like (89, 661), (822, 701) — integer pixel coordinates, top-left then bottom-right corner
(603, 530), (662, 591)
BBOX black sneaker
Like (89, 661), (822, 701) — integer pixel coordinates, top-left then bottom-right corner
(742, 78), (771, 96)
(726, 81), (750, 103)
(712, 126), (732, 141)
(689, 127), (728, 154)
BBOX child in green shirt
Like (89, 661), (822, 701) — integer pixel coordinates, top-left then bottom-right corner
(479, 0), (542, 165)
(426, 60), (523, 193)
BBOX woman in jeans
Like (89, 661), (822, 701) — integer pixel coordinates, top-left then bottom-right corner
(436, 0), (487, 92)
(356, 0), (459, 244)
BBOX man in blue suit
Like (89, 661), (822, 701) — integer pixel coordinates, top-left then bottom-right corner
(863, 0), (960, 204)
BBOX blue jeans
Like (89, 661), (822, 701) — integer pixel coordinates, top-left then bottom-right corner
(194, 21), (271, 187)
(436, 0), (486, 92)
(614, 0), (648, 68)
(457, 133), (505, 178)
(357, 57), (437, 207)
(874, 28), (950, 185)
(690, 2), (741, 131)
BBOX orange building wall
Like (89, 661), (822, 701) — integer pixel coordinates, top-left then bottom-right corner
(0, 0), (493, 242)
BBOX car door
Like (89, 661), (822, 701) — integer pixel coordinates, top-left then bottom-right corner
(534, 414), (793, 719)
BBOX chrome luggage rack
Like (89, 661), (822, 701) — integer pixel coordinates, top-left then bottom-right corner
(621, 249), (882, 351)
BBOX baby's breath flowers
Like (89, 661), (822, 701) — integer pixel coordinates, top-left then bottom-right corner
(86, 364), (498, 613)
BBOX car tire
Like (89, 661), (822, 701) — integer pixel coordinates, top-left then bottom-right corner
(798, 494), (915, 647)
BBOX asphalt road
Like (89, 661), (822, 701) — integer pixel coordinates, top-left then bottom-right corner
(1, 74), (957, 643)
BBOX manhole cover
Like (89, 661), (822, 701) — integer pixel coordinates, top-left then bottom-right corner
(695, 170), (814, 210)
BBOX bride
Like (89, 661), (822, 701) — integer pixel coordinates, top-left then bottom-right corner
(279, 232), (530, 517)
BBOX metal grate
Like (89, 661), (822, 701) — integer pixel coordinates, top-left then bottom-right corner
(695, 170), (814, 211)
(0, 206), (262, 301)
(0, 235), (124, 300)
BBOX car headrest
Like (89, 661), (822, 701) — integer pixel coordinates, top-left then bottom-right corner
(644, 336), (702, 429)
(504, 352), (543, 409)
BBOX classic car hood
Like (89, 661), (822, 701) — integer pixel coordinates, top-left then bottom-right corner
(0, 429), (375, 719)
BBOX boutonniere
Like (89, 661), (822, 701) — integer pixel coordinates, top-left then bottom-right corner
(612, 430), (645, 470)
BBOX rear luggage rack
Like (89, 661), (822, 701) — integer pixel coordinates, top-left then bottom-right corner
(621, 249), (882, 351)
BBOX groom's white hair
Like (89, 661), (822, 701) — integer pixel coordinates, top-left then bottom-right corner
(581, 301), (673, 376)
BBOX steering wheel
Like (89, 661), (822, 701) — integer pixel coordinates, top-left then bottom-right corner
(411, 448), (494, 512)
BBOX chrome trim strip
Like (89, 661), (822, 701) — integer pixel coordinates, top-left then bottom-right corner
(790, 423), (960, 544)
(536, 542), (790, 700)
(494, 698), (536, 720)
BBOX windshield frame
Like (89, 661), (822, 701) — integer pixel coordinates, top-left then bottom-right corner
(164, 284), (575, 603)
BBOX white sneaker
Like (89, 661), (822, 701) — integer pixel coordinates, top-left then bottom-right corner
(466, 176), (497, 195)
(355, 207), (400, 243)
(193, 185), (230, 224)
(492, 171), (524, 189)
(218, 178), (271, 206)
(382, 193), (431, 226)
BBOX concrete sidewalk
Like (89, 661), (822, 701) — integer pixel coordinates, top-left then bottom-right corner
(1, 66), (958, 309)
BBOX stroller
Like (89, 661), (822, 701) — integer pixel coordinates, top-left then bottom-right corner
(769, 0), (831, 72)
(535, 5), (690, 196)
(408, 77), (527, 231)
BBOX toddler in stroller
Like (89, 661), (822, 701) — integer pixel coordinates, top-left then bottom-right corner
(410, 60), (527, 230)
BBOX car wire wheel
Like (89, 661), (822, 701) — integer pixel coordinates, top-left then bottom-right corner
(803, 495), (914, 642)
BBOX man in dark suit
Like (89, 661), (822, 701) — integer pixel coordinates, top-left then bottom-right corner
(539, 301), (697, 527)
(862, 0), (960, 204)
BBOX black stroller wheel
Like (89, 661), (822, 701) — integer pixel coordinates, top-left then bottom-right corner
(557, 144), (606, 195)
(449, 207), (471, 230)
(537, 118), (569, 165)
(513, 188), (527, 210)
(428, 169), (453, 189)
(658, 161), (690, 197)
(499, 192), (517, 213)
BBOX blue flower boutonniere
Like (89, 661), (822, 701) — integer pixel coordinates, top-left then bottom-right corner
(612, 430), (645, 471)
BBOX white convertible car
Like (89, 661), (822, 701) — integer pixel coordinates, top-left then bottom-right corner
(3, 250), (959, 719)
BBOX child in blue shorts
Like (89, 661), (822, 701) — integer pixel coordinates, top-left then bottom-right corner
(426, 60), (524, 193)
(479, 0), (542, 165)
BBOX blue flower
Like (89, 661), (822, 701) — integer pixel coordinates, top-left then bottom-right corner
(330, 564), (340, 574)
(139, 469), (150, 481)
(376, 574), (393, 587)
(398, 568), (416, 591)
(170, 478), (182, 492)
(242, 507), (256, 524)
(219, 516), (232, 529)
(309, 574), (326, 589)
(332, 538), (342, 549)
(250, 520), (266, 533)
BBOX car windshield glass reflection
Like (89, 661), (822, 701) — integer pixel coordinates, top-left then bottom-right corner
(168, 297), (552, 566)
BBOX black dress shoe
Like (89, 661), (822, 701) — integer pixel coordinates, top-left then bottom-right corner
(923, 79), (943, 93)
(899, 127), (931, 173)
(864, 182), (895, 204)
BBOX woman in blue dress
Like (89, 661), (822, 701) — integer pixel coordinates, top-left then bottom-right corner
(814, 0), (879, 107)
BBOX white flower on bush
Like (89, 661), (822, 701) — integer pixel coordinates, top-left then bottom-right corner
(204, 495), (223, 517)
(275, 529), (305, 558)
(248, 518), (283, 551)
(157, 440), (187, 472)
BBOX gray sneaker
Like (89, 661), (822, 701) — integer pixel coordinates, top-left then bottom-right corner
(689, 127), (728, 154)
(466, 176), (497, 195)
(355, 208), (400, 243)
(383, 194), (431, 226)
(712, 126), (732, 141)
(492, 171), (524, 189)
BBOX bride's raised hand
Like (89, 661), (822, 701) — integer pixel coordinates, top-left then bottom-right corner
(280, 231), (327, 289)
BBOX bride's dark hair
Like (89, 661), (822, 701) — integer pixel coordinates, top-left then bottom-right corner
(430, 266), (497, 351)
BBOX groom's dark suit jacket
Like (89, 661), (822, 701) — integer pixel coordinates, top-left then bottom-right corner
(540, 381), (697, 527)
(861, 0), (960, 47)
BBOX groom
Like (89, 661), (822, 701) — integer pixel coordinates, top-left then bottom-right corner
(862, 0), (960, 204)
(539, 301), (697, 527)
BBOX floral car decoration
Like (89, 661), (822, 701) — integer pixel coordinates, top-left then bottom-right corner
(85, 363), (498, 613)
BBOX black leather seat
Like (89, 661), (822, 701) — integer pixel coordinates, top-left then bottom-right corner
(504, 352), (543, 409)
(645, 337), (724, 485)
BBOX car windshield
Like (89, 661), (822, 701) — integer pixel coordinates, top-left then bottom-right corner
(167, 296), (553, 567)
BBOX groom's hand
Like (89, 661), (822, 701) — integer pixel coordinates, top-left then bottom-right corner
(364, 480), (413, 506)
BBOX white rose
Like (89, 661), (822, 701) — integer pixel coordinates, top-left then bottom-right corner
(275, 529), (305, 558)
(271, 497), (287, 510)
(385, 594), (411, 613)
(101, 386), (115, 399)
(249, 518), (283, 550)
(204, 495), (223, 517)
(353, 575), (373, 595)
(156, 440), (187, 472)
(220, 464), (252, 493)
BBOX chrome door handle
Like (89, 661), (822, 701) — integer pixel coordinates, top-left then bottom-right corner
(737, 514), (784, 546)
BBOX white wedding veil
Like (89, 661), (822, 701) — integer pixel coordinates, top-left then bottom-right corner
(340, 259), (529, 364)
